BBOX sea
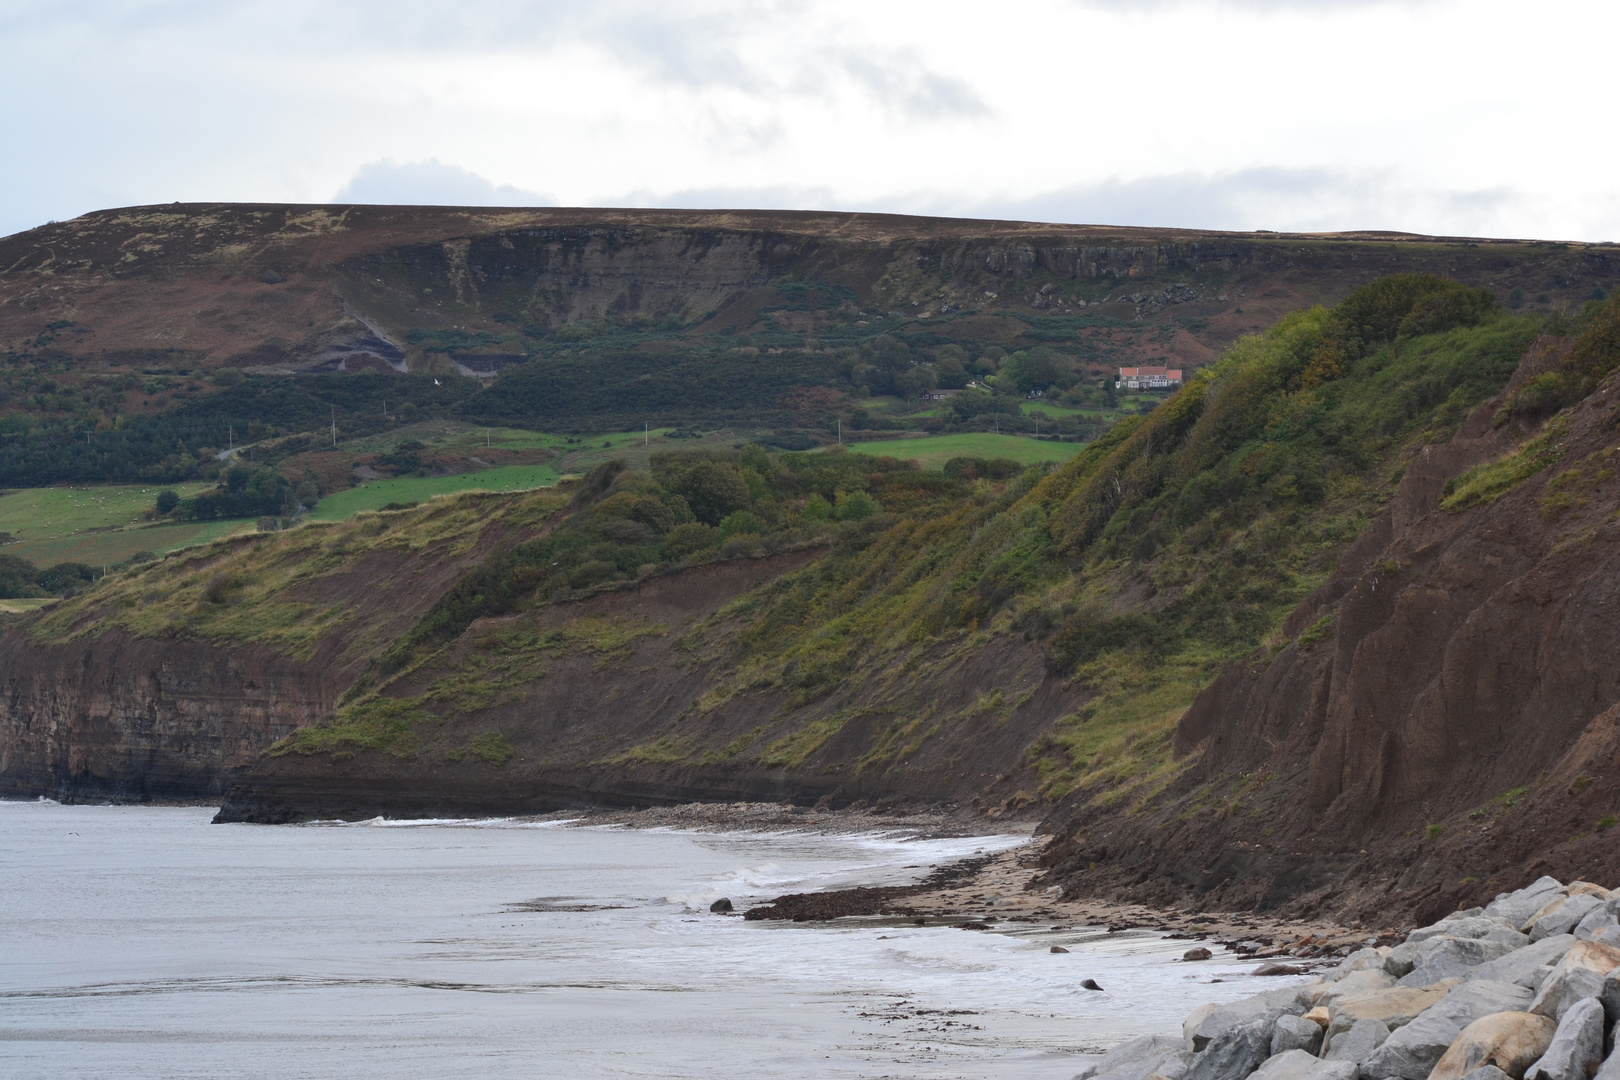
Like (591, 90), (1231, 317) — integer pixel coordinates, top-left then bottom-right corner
(0, 800), (1301, 1079)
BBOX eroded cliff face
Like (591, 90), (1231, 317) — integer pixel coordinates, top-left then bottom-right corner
(1041, 352), (1620, 926)
(0, 487), (560, 803)
(215, 548), (1084, 822)
(0, 631), (337, 800)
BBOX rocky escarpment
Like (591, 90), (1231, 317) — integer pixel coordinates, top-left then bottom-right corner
(4, 204), (1615, 376)
(1082, 877), (1620, 1080)
(0, 631), (338, 801)
(1041, 327), (1620, 925)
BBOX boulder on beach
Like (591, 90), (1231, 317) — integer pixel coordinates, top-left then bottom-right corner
(1185, 987), (1309, 1052)
(709, 897), (734, 912)
(1322, 985), (1448, 1049)
(1330, 948), (1389, 981)
(1246, 1049), (1356, 1080)
(1528, 941), (1620, 1020)
(1573, 899), (1620, 942)
(1469, 936), (1578, 989)
(1487, 878), (1568, 928)
(1270, 1014), (1323, 1057)
(1323, 1016), (1390, 1064)
(1457, 1066), (1515, 1080)
(1400, 936), (1523, 987)
(1524, 997), (1606, 1080)
(1185, 948), (1214, 961)
(1182, 1019), (1275, 1080)
(1359, 980), (1533, 1080)
(1427, 1010), (1555, 1080)
(1076, 1034), (1185, 1080)
(1410, 916), (1528, 948)
(1527, 896), (1606, 942)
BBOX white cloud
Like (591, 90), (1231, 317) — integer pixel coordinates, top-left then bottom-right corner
(334, 160), (551, 207)
(0, 0), (1616, 241)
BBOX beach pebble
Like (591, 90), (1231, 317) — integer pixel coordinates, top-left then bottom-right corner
(1185, 948), (1213, 961)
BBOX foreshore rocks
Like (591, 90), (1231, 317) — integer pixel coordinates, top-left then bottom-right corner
(1114, 878), (1620, 1080)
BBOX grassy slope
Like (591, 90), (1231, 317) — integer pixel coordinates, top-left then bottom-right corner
(308, 464), (562, 520)
(652, 291), (1539, 803)
(28, 487), (567, 661)
(844, 433), (1086, 468)
(18, 279), (1545, 813)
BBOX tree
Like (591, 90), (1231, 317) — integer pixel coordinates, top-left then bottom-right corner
(155, 489), (180, 514)
(667, 460), (751, 525)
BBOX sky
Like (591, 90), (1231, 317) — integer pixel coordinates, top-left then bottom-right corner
(2, 0), (1616, 242)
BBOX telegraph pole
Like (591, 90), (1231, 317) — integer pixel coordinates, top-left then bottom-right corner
(645, 422), (649, 446)
(331, 406), (337, 447)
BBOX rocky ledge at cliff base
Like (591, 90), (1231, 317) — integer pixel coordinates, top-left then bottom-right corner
(1085, 877), (1620, 1080)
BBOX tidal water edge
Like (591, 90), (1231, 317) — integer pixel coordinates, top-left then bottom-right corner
(0, 802), (1305, 1079)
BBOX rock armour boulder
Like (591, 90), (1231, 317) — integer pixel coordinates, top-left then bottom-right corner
(1428, 1011), (1555, 1080)
(1524, 997), (1606, 1080)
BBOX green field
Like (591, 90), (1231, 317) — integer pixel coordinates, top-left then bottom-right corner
(4, 520), (252, 569)
(0, 597), (58, 614)
(844, 433), (1086, 469)
(0, 482), (216, 542)
(0, 482), (242, 568)
(307, 464), (562, 520)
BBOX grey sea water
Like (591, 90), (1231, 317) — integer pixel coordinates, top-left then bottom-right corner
(0, 801), (1296, 1079)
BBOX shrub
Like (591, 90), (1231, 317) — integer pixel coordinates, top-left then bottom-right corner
(35, 562), (96, 596)
(802, 493), (833, 522)
(155, 489), (180, 514)
(718, 510), (768, 540)
(835, 490), (879, 521)
(663, 522), (718, 558)
(0, 553), (44, 599)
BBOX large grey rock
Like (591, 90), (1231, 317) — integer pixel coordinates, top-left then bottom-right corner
(1594, 1039), (1620, 1080)
(1095, 1047), (1194, 1080)
(1488, 879), (1569, 928)
(1186, 988), (1308, 1052)
(1594, 927), (1620, 950)
(1458, 1067), (1515, 1080)
(1331, 948), (1391, 982)
(1401, 937), (1524, 987)
(1183, 1020), (1275, 1080)
(1529, 896), (1606, 942)
(1470, 937), (1580, 988)
(1525, 997), (1606, 1080)
(1247, 1050), (1356, 1080)
(1575, 900), (1620, 942)
(1078, 1035), (1186, 1080)
(1324, 986), (1449, 1050)
(1360, 980), (1534, 1080)
(1428, 1011), (1555, 1080)
(1324, 1018), (1390, 1064)
(1271, 1014), (1324, 1058)
(1530, 942), (1620, 1020)
(1323, 969), (1399, 1002)
(1411, 916), (1529, 947)
(1602, 970), (1620, 1027)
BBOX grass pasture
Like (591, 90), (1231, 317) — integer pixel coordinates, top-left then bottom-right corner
(843, 433), (1086, 470)
(307, 464), (562, 521)
(4, 520), (252, 569)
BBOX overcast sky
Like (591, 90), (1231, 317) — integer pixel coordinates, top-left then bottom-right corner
(2, 0), (1615, 241)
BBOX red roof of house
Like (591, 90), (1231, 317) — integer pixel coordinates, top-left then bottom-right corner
(1118, 365), (1183, 379)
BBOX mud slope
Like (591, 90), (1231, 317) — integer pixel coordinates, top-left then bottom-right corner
(1041, 335), (1620, 927)
(4, 203), (1615, 375)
